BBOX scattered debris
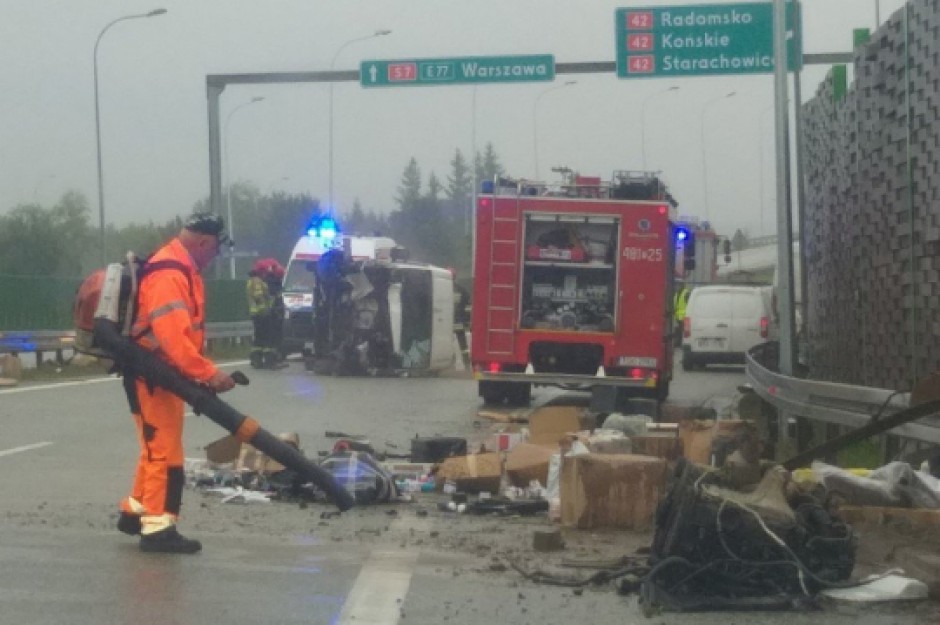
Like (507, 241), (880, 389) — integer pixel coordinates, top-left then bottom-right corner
(639, 459), (857, 612)
(533, 529), (565, 552)
(821, 573), (927, 603)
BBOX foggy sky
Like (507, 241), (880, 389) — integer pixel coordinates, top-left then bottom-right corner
(0, 0), (902, 239)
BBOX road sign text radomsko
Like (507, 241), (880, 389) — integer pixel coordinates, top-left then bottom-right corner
(615, 3), (802, 78)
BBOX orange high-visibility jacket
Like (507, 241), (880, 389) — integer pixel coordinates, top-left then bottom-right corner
(131, 238), (218, 382)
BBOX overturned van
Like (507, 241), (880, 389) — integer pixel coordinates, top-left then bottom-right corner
(308, 250), (455, 375)
(283, 231), (454, 375)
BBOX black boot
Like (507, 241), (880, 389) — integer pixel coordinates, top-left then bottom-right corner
(117, 511), (142, 536)
(139, 526), (202, 554)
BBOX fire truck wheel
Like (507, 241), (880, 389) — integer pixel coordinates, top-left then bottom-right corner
(479, 381), (506, 406)
(506, 383), (531, 407)
(656, 379), (670, 402)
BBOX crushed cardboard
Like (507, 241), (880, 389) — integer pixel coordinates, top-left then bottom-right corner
(560, 453), (667, 530)
(205, 433), (300, 474)
(477, 409), (529, 424)
(528, 405), (596, 446)
(434, 452), (502, 494)
(506, 443), (556, 487)
(630, 433), (680, 461)
(678, 419), (753, 465)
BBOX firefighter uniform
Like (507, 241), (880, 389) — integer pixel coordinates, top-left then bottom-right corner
(120, 237), (218, 541)
(673, 283), (691, 346)
(246, 272), (273, 368)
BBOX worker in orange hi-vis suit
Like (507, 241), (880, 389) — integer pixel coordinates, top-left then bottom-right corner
(117, 213), (235, 554)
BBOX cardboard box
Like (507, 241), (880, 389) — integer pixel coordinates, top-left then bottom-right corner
(0, 354), (22, 380)
(505, 443), (556, 487)
(560, 453), (667, 530)
(204, 434), (286, 474)
(677, 420), (713, 464)
(678, 419), (753, 465)
(435, 453), (502, 494)
(630, 433), (681, 461)
(528, 405), (596, 446)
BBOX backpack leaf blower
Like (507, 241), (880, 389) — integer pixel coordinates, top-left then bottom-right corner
(80, 260), (355, 512)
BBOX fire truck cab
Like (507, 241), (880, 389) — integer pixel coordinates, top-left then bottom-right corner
(471, 171), (685, 409)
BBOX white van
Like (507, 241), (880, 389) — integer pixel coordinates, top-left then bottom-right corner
(681, 285), (777, 370)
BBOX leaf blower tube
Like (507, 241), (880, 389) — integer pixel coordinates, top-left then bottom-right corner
(93, 318), (355, 511)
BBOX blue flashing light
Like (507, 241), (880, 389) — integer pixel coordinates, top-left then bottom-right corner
(307, 215), (340, 242)
(675, 226), (690, 243)
(318, 218), (338, 240)
(480, 180), (495, 194)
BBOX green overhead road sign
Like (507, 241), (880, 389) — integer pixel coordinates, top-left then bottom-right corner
(360, 55), (555, 87)
(615, 3), (802, 78)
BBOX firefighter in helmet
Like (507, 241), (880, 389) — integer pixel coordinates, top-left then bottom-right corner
(673, 279), (691, 347)
(246, 261), (274, 368)
(262, 259), (287, 368)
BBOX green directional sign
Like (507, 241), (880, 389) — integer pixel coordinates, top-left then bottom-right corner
(615, 3), (802, 78)
(360, 55), (555, 88)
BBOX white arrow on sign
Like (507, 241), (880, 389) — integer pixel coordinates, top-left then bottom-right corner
(369, 65), (378, 83)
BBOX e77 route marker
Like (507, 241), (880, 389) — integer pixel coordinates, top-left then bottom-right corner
(361, 55), (555, 88)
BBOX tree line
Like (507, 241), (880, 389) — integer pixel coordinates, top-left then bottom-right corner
(0, 143), (506, 281)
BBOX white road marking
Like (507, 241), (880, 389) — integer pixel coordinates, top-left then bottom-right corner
(0, 376), (119, 394)
(0, 441), (53, 458)
(336, 517), (430, 625)
(0, 360), (250, 395)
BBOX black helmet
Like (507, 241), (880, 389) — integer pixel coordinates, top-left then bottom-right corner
(184, 212), (230, 245)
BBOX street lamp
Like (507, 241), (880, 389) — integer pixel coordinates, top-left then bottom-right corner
(700, 91), (736, 220)
(533, 80), (576, 180)
(328, 29), (391, 214)
(641, 86), (679, 171)
(94, 8), (167, 265)
(224, 96), (265, 279)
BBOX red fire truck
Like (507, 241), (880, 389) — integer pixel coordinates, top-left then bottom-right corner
(471, 171), (690, 408)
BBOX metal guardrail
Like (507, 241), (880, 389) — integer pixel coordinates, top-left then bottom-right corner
(0, 322), (253, 355)
(745, 344), (940, 446)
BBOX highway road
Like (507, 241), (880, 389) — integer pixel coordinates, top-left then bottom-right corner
(0, 357), (929, 624)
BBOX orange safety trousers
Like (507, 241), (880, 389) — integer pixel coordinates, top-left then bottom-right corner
(121, 380), (186, 523)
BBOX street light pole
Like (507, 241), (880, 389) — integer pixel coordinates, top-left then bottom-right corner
(470, 85), (477, 237)
(641, 86), (679, 171)
(328, 29), (391, 215)
(94, 8), (166, 265)
(700, 91), (736, 221)
(532, 80), (576, 180)
(224, 96), (265, 280)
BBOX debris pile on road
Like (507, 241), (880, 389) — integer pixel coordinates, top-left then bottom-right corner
(180, 398), (940, 611)
(638, 458), (858, 613)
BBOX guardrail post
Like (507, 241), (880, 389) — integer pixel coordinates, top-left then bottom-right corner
(775, 408), (797, 461)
